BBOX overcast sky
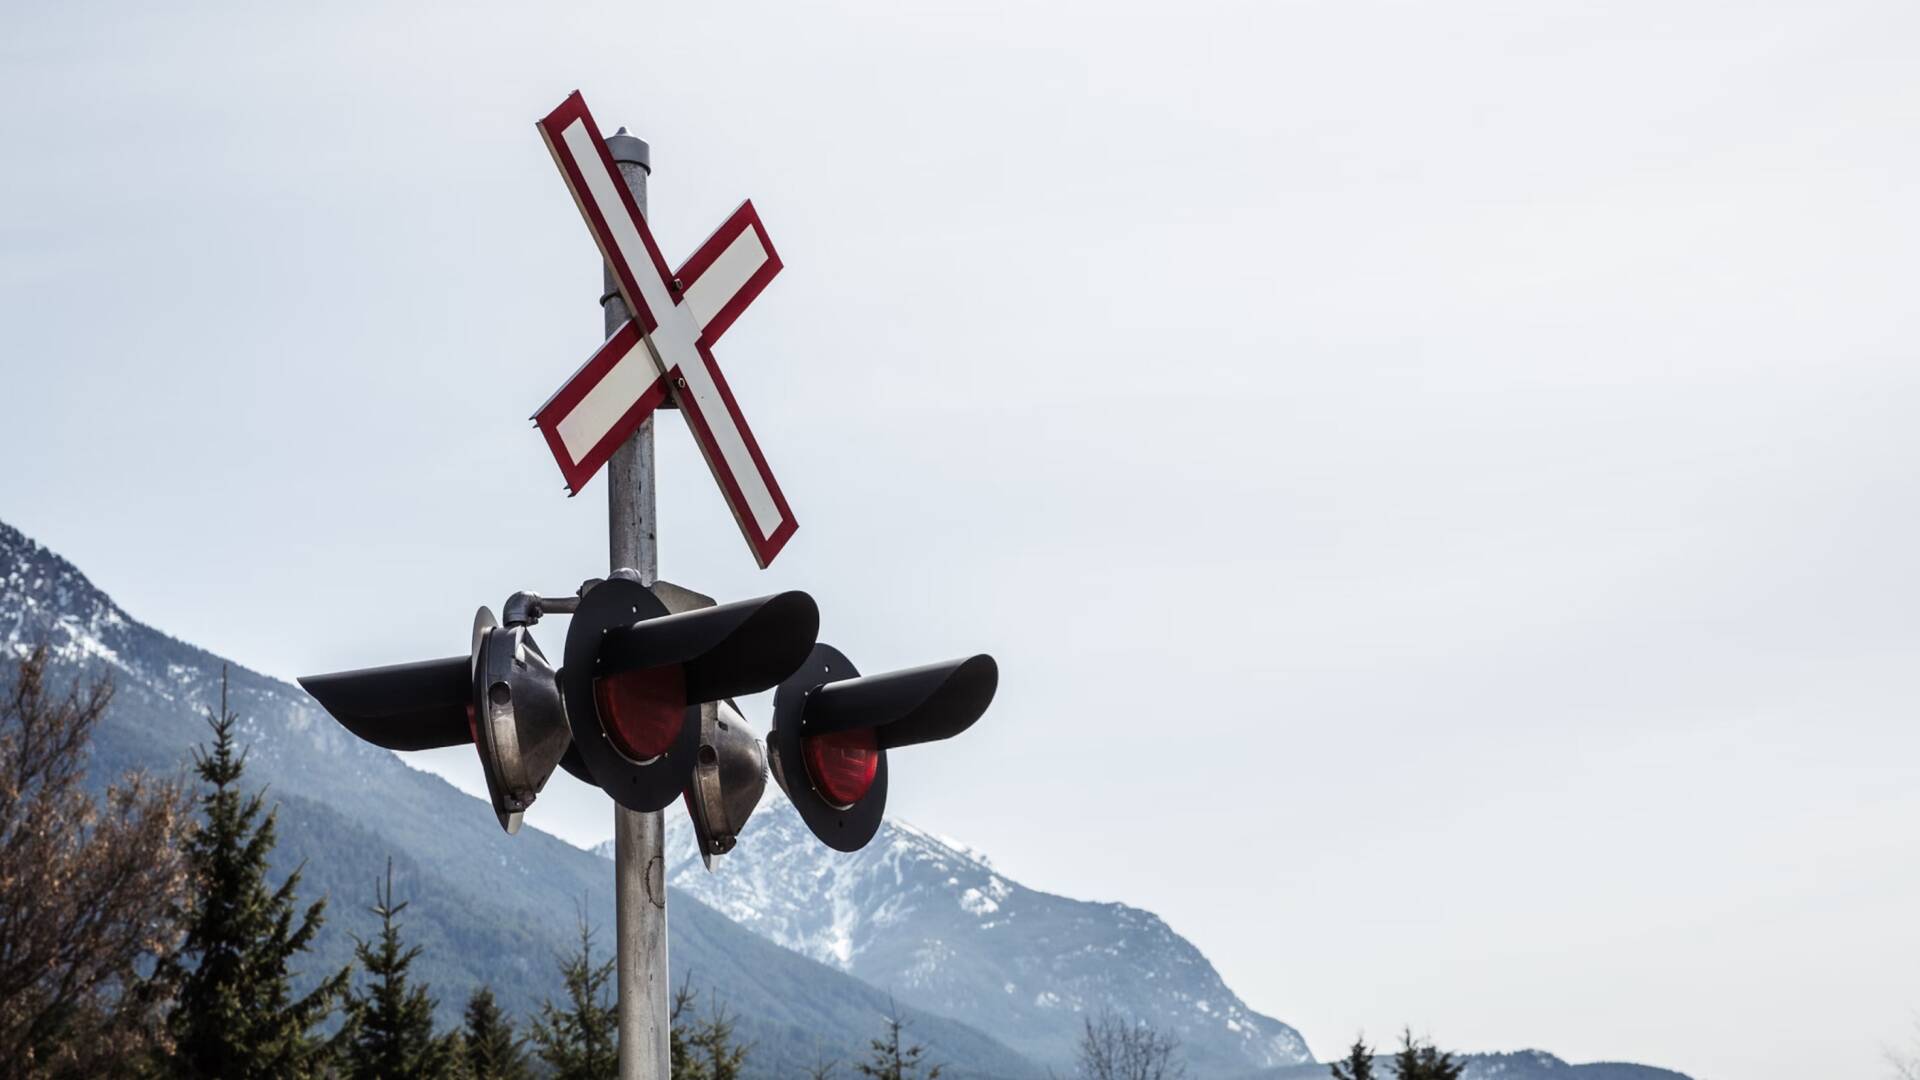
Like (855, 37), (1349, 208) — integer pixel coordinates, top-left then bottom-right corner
(6, 2), (1919, 1078)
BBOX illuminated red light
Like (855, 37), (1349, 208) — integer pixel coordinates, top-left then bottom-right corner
(594, 666), (686, 762)
(803, 728), (879, 807)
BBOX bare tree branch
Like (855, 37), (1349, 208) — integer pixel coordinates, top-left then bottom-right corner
(1075, 1009), (1186, 1080)
(0, 646), (192, 1077)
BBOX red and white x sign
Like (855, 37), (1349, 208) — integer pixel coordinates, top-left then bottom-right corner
(533, 91), (797, 568)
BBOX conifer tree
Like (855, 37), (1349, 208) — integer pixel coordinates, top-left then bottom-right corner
(1388, 1028), (1462, 1080)
(670, 977), (748, 1080)
(462, 985), (532, 1080)
(160, 670), (349, 1080)
(687, 1014), (748, 1080)
(529, 916), (617, 1080)
(670, 976), (702, 1080)
(856, 999), (941, 1080)
(341, 859), (455, 1080)
(1328, 1036), (1374, 1080)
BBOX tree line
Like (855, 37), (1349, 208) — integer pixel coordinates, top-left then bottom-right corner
(1067, 1014), (1465, 1080)
(1327, 1031), (1463, 1080)
(0, 647), (953, 1080)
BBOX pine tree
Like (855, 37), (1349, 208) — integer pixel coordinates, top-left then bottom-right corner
(855, 999), (941, 1080)
(529, 916), (618, 1080)
(160, 670), (349, 1079)
(670, 977), (704, 1080)
(677, 982), (748, 1080)
(1389, 1028), (1462, 1080)
(1328, 1036), (1374, 1080)
(462, 985), (532, 1080)
(342, 859), (456, 1080)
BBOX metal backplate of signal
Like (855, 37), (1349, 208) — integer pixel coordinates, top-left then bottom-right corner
(769, 643), (889, 852)
(470, 607), (569, 835)
(683, 699), (768, 870)
(561, 576), (701, 812)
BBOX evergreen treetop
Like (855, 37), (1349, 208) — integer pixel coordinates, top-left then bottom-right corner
(160, 670), (349, 1080)
(1329, 1036), (1375, 1080)
(462, 985), (533, 1080)
(1389, 1028), (1462, 1080)
(855, 1000), (941, 1080)
(529, 915), (618, 1080)
(342, 858), (455, 1080)
(671, 975), (750, 1080)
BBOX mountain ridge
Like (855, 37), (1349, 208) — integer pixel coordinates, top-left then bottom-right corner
(594, 803), (1313, 1076)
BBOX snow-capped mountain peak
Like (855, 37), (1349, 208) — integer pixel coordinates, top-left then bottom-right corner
(597, 797), (1311, 1074)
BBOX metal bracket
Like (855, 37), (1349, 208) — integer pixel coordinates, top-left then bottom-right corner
(502, 572), (699, 627)
(502, 588), (589, 628)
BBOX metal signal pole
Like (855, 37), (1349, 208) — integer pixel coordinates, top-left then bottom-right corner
(602, 126), (669, 1080)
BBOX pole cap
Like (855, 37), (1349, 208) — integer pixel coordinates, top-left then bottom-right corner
(606, 126), (651, 173)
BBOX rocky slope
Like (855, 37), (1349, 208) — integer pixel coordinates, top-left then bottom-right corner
(597, 802), (1314, 1075)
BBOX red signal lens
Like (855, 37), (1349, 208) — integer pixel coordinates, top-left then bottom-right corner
(802, 728), (879, 808)
(594, 666), (686, 762)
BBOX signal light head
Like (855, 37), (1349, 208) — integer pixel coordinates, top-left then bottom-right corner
(562, 577), (819, 812)
(300, 610), (571, 835)
(769, 644), (998, 852)
(562, 577), (698, 812)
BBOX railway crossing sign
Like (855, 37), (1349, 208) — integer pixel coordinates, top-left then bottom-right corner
(533, 91), (798, 568)
(301, 90), (1002, 1080)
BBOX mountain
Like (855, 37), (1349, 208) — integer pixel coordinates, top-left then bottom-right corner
(0, 519), (1041, 1080)
(1, 516), (1697, 1080)
(609, 803), (1312, 1076)
(1251, 1049), (1692, 1080)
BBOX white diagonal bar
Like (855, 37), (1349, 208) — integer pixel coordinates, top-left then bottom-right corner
(677, 352), (782, 539)
(556, 333), (658, 462)
(559, 118), (697, 370)
(682, 226), (769, 330)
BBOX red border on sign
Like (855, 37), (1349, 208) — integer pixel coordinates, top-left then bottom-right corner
(675, 200), (784, 347)
(536, 92), (676, 339)
(670, 341), (798, 568)
(532, 322), (671, 495)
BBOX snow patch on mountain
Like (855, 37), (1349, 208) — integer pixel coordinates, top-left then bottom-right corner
(595, 799), (1311, 1075)
(0, 521), (391, 771)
